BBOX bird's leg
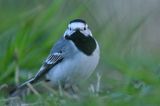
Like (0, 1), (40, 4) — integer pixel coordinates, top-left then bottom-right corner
(63, 83), (80, 99)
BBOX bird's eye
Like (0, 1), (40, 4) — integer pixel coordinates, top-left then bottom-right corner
(84, 27), (86, 30)
(69, 28), (71, 30)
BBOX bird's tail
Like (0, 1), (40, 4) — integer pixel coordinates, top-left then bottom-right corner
(9, 77), (35, 97)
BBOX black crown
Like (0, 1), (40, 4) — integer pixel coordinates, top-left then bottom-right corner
(70, 19), (86, 24)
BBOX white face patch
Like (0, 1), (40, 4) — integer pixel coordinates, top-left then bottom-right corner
(69, 22), (85, 30)
(64, 22), (92, 37)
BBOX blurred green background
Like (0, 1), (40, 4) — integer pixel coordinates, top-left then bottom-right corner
(0, 0), (160, 105)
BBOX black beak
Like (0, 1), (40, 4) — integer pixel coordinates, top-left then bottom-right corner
(75, 28), (80, 32)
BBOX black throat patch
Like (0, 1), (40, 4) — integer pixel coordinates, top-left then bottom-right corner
(65, 30), (97, 56)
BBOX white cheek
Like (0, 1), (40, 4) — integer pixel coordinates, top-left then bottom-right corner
(88, 30), (93, 36)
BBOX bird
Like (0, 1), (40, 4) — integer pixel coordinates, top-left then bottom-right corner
(10, 19), (100, 96)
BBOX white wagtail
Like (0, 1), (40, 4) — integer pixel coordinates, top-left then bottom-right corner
(10, 19), (100, 96)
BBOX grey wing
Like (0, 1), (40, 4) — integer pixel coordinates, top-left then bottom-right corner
(32, 53), (63, 82)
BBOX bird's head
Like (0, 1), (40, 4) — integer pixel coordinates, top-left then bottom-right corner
(64, 19), (92, 38)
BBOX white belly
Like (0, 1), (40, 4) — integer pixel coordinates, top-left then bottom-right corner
(46, 47), (99, 87)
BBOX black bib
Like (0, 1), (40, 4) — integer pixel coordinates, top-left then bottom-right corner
(65, 30), (96, 56)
